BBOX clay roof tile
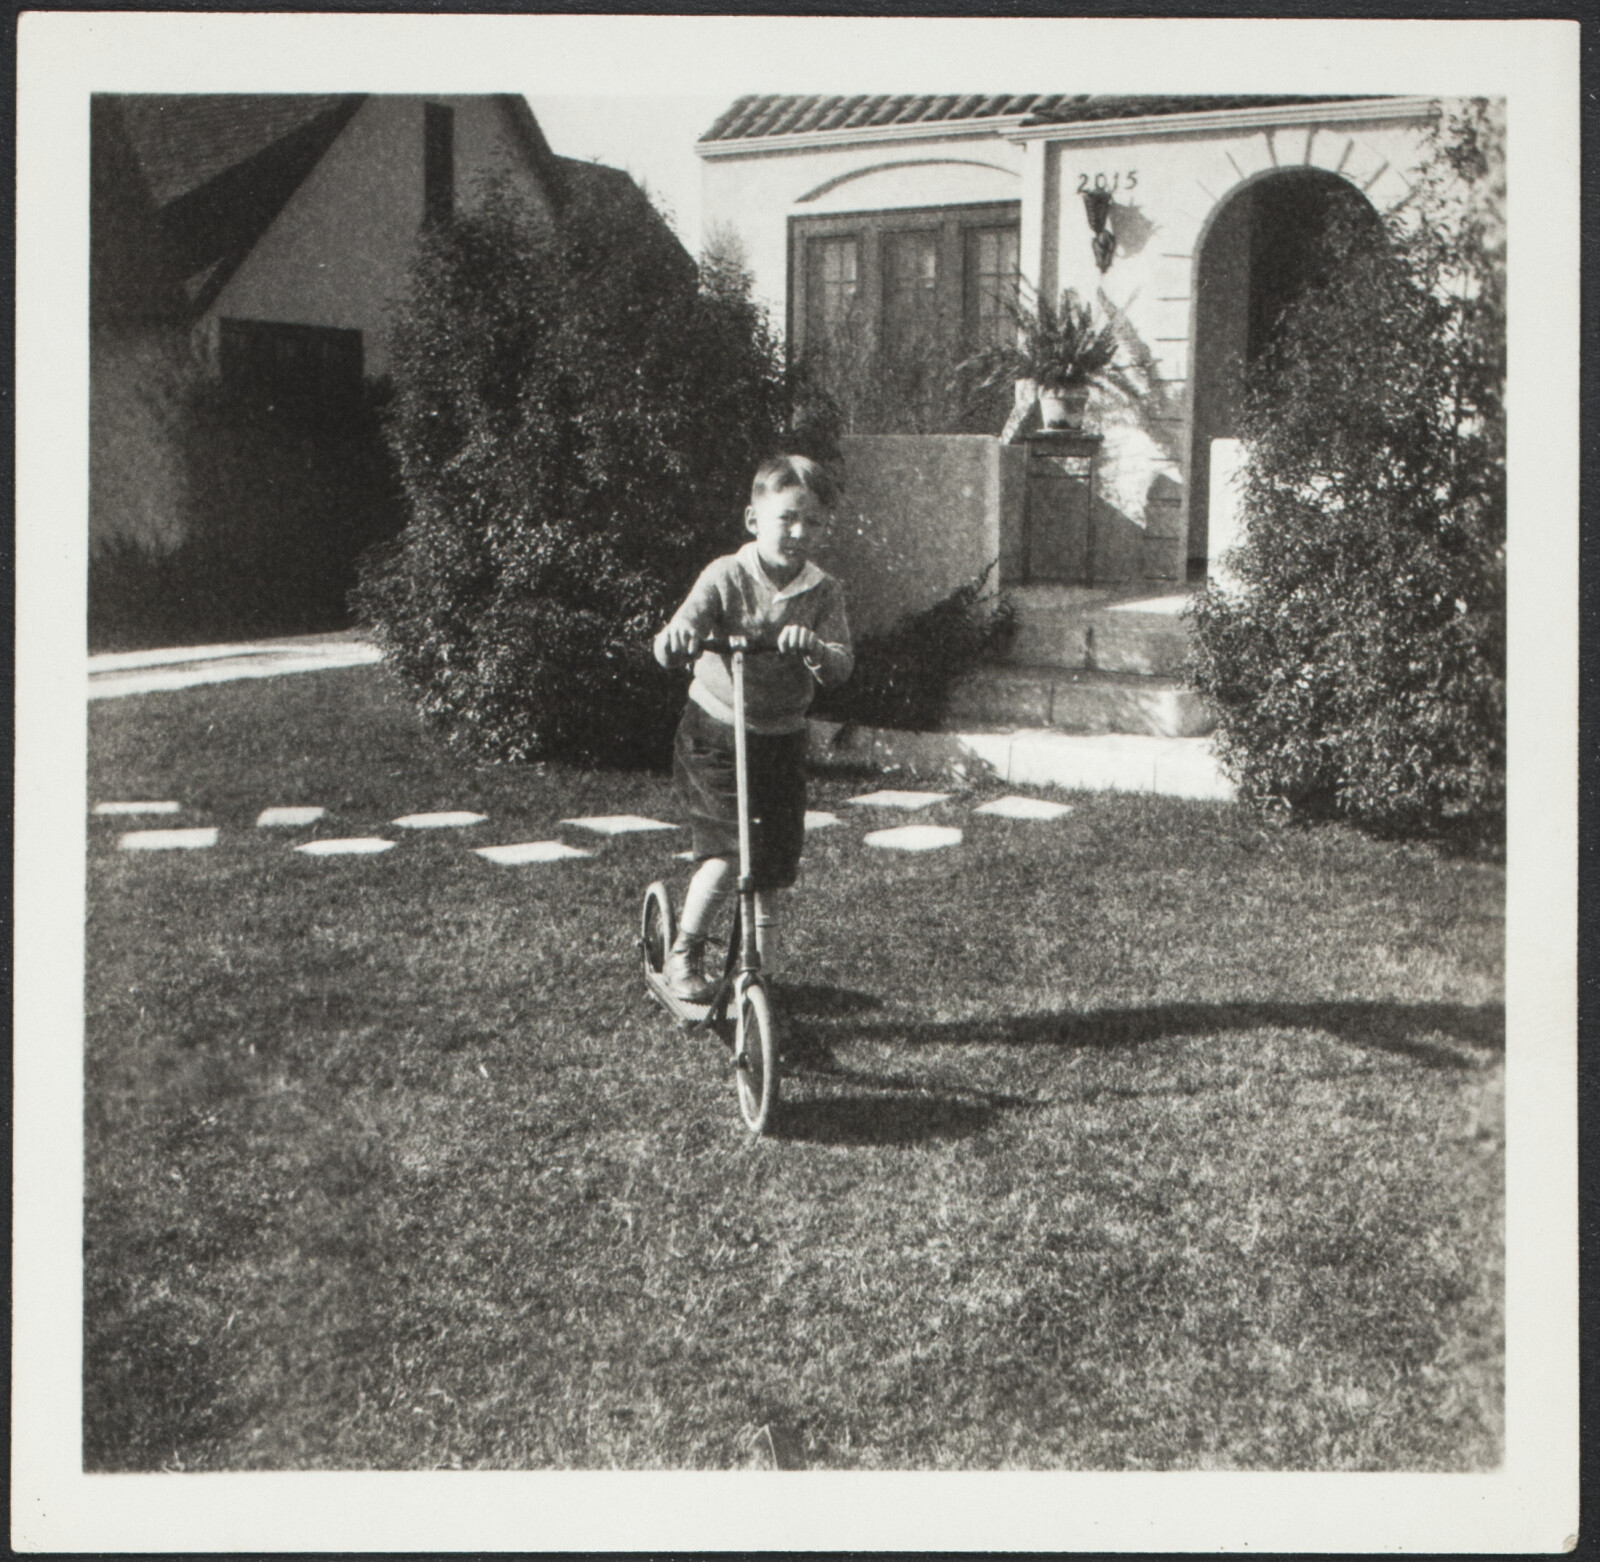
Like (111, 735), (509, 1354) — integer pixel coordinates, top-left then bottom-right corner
(698, 93), (1373, 143)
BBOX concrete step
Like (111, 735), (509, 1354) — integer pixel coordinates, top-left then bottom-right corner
(946, 663), (1214, 738)
(1004, 611), (1092, 669)
(1000, 585), (1196, 675)
(1087, 603), (1194, 677)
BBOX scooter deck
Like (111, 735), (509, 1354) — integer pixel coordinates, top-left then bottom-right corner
(644, 966), (727, 1029)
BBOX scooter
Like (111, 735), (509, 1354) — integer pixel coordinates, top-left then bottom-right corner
(640, 635), (780, 1134)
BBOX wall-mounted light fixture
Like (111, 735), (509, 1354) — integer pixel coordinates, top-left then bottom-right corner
(1081, 187), (1115, 273)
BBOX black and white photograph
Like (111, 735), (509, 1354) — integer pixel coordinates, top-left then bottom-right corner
(13, 12), (1578, 1553)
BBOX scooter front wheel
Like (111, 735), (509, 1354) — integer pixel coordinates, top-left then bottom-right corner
(734, 979), (779, 1134)
(641, 881), (674, 984)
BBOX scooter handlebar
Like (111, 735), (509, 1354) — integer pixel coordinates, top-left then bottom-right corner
(693, 636), (783, 657)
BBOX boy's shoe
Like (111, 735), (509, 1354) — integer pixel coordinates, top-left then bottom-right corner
(665, 935), (716, 1003)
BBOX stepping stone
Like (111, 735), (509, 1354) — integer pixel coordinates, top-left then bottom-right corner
(119, 827), (217, 851)
(95, 801), (180, 816)
(392, 811), (488, 829)
(561, 815), (677, 835)
(974, 795), (1074, 821)
(257, 806), (326, 828)
(804, 811), (840, 830)
(474, 841), (593, 866)
(295, 838), (396, 857)
(847, 790), (951, 811)
(864, 825), (963, 853)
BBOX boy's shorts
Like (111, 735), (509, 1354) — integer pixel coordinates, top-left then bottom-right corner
(673, 701), (806, 890)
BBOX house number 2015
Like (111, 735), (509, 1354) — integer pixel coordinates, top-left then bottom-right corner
(1076, 171), (1138, 194)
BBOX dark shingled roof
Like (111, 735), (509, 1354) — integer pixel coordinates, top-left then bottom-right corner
(115, 95), (358, 207)
(94, 94), (367, 322)
(701, 94), (1356, 143)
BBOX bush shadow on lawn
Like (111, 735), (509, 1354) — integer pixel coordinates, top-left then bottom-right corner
(863, 998), (1505, 1072)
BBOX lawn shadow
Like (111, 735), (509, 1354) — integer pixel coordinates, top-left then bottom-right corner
(860, 999), (1505, 1071)
(83, 1295), (244, 1471)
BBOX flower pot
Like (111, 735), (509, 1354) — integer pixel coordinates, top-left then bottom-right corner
(1038, 385), (1090, 431)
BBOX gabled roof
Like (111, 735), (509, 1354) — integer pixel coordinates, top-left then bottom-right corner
(701, 93), (1352, 143)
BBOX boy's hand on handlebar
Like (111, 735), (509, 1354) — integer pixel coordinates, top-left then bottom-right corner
(654, 622), (700, 669)
(776, 625), (822, 659)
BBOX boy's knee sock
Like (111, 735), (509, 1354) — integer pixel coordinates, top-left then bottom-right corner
(679, 856), (734, 942)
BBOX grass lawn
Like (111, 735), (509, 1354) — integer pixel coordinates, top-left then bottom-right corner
(85, 666), (1504, 1471)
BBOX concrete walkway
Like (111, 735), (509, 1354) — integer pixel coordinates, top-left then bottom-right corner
(89, 631), (382, 700)
(90, 630), (1234, 801)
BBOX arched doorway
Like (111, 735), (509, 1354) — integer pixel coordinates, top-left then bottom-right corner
(1188, 169), (1383, 577)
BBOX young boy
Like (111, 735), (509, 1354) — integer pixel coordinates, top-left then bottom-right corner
(653, 454), (853, 1001)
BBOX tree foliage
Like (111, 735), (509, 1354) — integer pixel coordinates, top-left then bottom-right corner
(354, 181), (821, 766)
(1189, 100), (1505, 844)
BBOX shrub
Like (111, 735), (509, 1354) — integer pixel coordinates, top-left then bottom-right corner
(806, 328), (968, 435)
(799, 311), (1013, 436)
(1188, 100), (1505, 845)
(89, 375), (401, 651)
(354, 183), (819, 767)
(814, 565), (1015, 732)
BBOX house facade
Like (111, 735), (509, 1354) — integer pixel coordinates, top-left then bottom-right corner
(90, 93), (684, 553)
(699, 94), (1439, 594)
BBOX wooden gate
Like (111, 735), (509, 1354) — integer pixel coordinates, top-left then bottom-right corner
(1023, 432), (1100, 584)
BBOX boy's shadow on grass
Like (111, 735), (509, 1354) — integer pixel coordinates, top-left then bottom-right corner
(776, 984), (1032, 1147)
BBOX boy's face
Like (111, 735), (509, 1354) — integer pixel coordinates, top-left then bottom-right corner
(746, 483), (826, 579)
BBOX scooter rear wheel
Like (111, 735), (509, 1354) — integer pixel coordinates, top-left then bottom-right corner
(734, 980), (779, 1134)
(641, 881), (673, 983)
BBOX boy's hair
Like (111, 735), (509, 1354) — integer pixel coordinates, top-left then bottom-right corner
(751, 453), (837, 510)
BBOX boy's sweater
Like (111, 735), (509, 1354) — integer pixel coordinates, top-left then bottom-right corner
(668, 542), (853, 734)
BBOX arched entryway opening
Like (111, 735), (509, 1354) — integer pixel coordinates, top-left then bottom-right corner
(1188, 168), (1383, 577)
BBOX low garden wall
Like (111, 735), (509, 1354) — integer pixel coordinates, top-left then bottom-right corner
(819, 435), (1025, 638)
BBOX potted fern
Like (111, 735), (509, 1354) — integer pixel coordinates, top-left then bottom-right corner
(962, 287), (1119, 434)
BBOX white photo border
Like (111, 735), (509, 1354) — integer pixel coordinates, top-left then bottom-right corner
(15, 12), (1579, 1552)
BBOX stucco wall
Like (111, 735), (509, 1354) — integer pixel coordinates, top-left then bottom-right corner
(1039, 113), (1433, 574)
(206, 96), (551, 375)
(90, 325), (190, 551)
(1044, 118), (1432, 392)
(818, 435), (1022, 639)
